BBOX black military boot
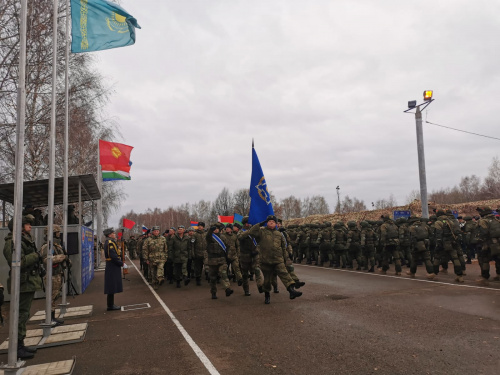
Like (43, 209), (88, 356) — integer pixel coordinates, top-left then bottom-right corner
(225, 288), (234, 297)
(19, 339), (37, 354)
(295, 281), (305, 289)
(368, 266), (374, 273)
(273, 286), (279, 293)
(196, 277), (201, 286)
(287, 285), (303, 300)
(249, 273), (254, 281)
(244, 290), (251, 296)
(264, 292), (270, 304)
(51, 311), (64, 326)
(176, 280), (181, 288)
(17, 342), (34, 359)
(237, 279), (243, 286)
(184, 276), (190, 286)
(211, 292), (218, 299)
(258, 285), (264, 293)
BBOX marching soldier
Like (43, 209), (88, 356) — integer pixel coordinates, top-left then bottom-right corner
(476, 206), (500, 285)
(143, 226), (168, 290)
(238, 216), (264, 296)
(221, 224), (243, 286)
(192, 222), (208, 286)
(360, 221), (377, 272)
(206, 223), (233, 299)
(170, 225), (191, 287)
(379, 215), (402, 275)
(406, 217), (435, 278)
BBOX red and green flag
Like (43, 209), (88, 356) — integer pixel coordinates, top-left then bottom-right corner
(99, 140), (134, 181)
(217, 215), (234, 224)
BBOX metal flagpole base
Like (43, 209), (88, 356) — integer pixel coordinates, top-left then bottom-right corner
(58, 302), (70, 316)
(0, 360), (26, 375)
(40, 321), (57, 337)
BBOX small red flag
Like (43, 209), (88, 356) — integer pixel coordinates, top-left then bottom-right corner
(123, 218), (135, 229)
(217, 215), (234, 224)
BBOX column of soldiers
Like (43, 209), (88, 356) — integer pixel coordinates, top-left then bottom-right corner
(284, 207), (500, 285)
(125, 215), (306, 303)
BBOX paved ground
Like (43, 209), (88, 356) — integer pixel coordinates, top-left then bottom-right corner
(1, 260), (499, 375)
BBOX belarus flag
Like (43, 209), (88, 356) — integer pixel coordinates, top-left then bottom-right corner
(217, 215), (234, 224)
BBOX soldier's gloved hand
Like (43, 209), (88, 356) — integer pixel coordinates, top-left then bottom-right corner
(251, 250), (259, 257)
(123, 263), (128, 269)
(210, 225), (217, 231)
(259, 220), (268, 227)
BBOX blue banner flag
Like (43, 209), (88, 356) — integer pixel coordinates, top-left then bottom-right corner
(233, 213), (243, 225)
(71, 0), (141, 53)
(248, 146), (274, 225)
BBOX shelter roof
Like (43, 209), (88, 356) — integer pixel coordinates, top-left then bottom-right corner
(0, 174), (101, 207)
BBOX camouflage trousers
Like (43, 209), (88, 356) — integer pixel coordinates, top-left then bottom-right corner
(479, 242), (500, 280)
(227, 257), (242, 281)
(44, 274), (63, 311)
(347, 244), (362, 268)
(319, 243), (331, 265)
(272, 262), (299, 288)
(193, 256), (205, 279)
(18, 291), (35, 341)
(363, 245), (376, 270)
(173, 262), (188, 281)
(410, 242), (433, 275)
(261, 262), (295, 293)
(208, 264), (230, 294)
(382, 244), (401, 273)
(150, 260), (166, 285)
(433, 242), (463, 276)
(240, 258), (263, 292)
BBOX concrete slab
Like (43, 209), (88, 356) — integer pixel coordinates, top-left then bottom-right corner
(0, 358), (76, 375)
(0, 324), (87, 353)
(28, 306), (93, 324)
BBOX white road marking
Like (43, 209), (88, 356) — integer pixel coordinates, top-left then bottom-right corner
(296, 264), (500, 291)
(129, 260), (220, 375)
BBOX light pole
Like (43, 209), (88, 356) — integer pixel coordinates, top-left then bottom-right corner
(336, 186), (340, 213)
(405, 91), (434, 219)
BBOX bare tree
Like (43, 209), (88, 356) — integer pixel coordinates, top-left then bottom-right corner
(280, 195), (302, 220)
(213, 187), (233, 216)
(233, 188), (251, 216)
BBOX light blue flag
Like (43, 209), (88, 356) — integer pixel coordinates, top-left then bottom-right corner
(71, 0), (141, 53)
(248, 144), (274, 225)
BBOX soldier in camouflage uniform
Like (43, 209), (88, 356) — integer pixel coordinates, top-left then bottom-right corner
(143, 226), (168, 290)
(170, 225), (191, 288)
(462, 216), (478, 264)
(306, 223), (320, 265)
(192, 222), (207, 286)
(287, 225), (300, 262)
(476, 206), (500, 285)
(40, 224), (67, 326)
(318, 222), (333, 267)
(238, 217), (264, 296)
(379, 215), (402, 275)
(206, 223), (233, 299)
(165, 227), (176, 284)
(296, 224), (309, 263)
(446, 210), (467, 273)
(360, 221), (377, 272)
(346, 221), (362, 270)
(332, 222), (348, 268)
(274, 220), (305, 292)
(127, 235), (137, 260)
(406, 216), (435, 278)
(221, 224), (243, 285)
(397, 218), (412, 268)
(432, 210), (464, 282)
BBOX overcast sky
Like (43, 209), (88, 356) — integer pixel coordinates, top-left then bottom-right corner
(94, 0), (500, 227)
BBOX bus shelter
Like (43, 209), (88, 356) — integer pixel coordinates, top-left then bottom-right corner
(0, 174), (101, 301)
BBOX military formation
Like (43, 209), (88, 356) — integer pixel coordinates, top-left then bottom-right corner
(126, 216), (306, 304)
(286, 206), (500, 284)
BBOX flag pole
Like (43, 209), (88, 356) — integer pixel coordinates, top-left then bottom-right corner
(60, 0), (71, 314)
(96, 145), (103, 269)
(42, 0), (60, 337)
(3, 0), (28, 370)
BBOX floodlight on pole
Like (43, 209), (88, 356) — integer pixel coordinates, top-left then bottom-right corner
(403, 90), (435, 219)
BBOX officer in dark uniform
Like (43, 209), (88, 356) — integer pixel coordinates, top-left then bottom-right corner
(103, 228), (124, 311)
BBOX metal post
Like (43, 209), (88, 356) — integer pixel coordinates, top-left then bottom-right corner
(97, 164), (103, 269)
(4, 0), (28, 371)
(336, 186), (340, 213)
(42, 0), (60, 338)
(60, 0), (71, 313)
(415, 107), (429, 218)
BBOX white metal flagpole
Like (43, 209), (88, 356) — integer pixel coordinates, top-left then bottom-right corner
(60, 0), (71, 314)
(97, 144), (103, 268)
(4, 0), (29, 370)
(42, 0), (60, 337)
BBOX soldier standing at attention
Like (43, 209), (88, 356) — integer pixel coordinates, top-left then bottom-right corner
(360, 221), (377, 272)
(103, 228), (124, 310)
(171, 225), (191, 288)
(127, 235), (137, 260)
(346, 221), (362, 270)
(247, 215), (302, 304)
(40, 224), (67, 326)
(379, 215), (402, 275)
(192, 222), (207, 286)
(165, 227), (176, 284)
(3, 216), (43, 359)
(143, 226), (168, 290)
(206, 223), (233, 299)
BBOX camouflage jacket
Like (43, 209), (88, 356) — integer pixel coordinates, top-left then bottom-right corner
(170, 234), (191, 263)
(192, 229), (207, 258)
(143, 235), (168, 261)
(220, 232), (240, 260)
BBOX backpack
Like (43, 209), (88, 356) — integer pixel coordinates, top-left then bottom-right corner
(488, 217), (500, 238)
(413, 224), (428, 241)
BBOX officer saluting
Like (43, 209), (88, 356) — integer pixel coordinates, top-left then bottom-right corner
(103, 228), (125, 311)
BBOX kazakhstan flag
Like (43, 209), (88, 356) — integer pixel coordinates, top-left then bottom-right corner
(248, 144), (275, 225)
(71, 0), (141, 53)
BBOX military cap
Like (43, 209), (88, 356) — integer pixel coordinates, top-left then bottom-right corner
(429, 215), (437, 220)
(324, 221), (332, 227)
(360, 221), (370, 228)
(266, 215), (278, 223)
(170, 227), (176, 231)
(380, 214), (391, 221)
(178, 225), (185, 229)
(233, 223), (242, 229)
(277, 218), (283, 223)
(242, 216), (249, 224)
(152, 225), (160, 231)
(23, 215), (34, 225)
(44, 224), (61, 235)
(187, 227), (195, 232)
(464, 216), (472, 221)
(225, 223), (233, 229)
(347, 221), (357, 228)
(68, 204), (75, 210)
(436, 209), (446, 216)
(7, 219), (13, 232)
(103, 228), (115, 236)
(477, 206), (492, 214)
(198, 222), (206, 228)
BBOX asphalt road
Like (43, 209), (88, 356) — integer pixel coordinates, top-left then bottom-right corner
(1, 260), (499, 375)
